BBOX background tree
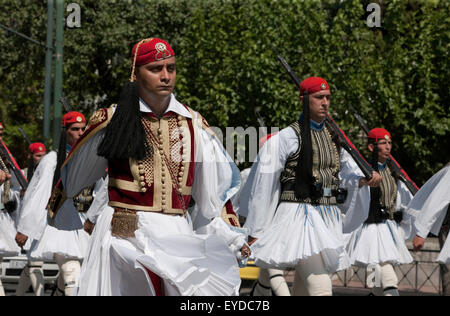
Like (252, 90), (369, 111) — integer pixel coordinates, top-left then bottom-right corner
(0, 0), (448, 185)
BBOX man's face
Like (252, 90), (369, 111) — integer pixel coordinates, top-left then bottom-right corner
(369, 139), (392, 163)
(66, 122), (86, 146)
(32, 152), (46, 165)
(301, 90), (330, 123)
(135, 57), (176, 98)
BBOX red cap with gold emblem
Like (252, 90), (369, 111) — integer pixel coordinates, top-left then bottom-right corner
(300, 77), (330, 95)
(368, 128), (391, 142)
(29, 142), (47, 154)
(62, 112), (86, 127)
(131, 38), (175, 67)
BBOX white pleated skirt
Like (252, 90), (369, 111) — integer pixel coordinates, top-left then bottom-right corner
(77, 206), (114, 296)
(29, 200), (89, 260)
(78, 210), (241, 296)
(345, 220), (413, 267)
(250, 202), (351, 273)
(437, 237), (450, 264)
(0, 211), (21, 257)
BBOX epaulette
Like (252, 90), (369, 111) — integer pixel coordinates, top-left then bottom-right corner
(196, 112), (212, 131)
(50, 105), (115, 219)
(62, 104), (115, 169)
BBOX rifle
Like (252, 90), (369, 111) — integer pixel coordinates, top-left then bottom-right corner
(60, 96), (73, 112)
(272, 46), (374, 180)
(348, 105), (419, 195)
(0, 141), (28, 190)
(18, 127), (32, 145)
(18, 127), (35, 181)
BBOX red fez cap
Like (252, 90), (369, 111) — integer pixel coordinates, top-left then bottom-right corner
(131, 38), (175, 67)
(29, 142), (46, 154)
(300, 77), (330, 95)
(0, 122), (4, 130)
(62, 111), (86, 127)
(259, 133), (277, 148)
(368, 128), (391, 142)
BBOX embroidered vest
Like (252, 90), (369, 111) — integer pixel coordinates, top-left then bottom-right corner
(49, 104), (241, 233)
(279, 121), (340, 205)
(378, 166), (398, 217)
(365, 165), (398, 224)
(108, 111), (196, 215)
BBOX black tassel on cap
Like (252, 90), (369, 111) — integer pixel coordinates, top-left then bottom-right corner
(97, 81), (147, 161)
(369, 142), (382, 217)
(26, 155), (34, 182)
(295, 92), (314, 199)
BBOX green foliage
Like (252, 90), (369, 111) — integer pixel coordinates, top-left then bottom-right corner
(0, 0), (448, 185)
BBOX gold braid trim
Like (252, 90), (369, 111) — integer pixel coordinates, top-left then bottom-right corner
(0, 156), (10, 205)
(221, 206), (241, 228)
(130, 38), (154, 82)
(47, 186), (67, 219)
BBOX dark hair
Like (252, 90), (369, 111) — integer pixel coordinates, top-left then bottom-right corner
(97, 82), (147, 160)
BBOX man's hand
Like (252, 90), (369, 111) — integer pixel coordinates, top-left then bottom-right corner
(359, 171), (382, 188)
(413, 235), (426, 252)
(0, 170), (11, 186)
(15, 232), (28, 248)
(83, 219), (96, 235)
(240, 244), (251, 258)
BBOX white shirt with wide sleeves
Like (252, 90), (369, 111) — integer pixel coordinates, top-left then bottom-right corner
(407, 166), (450, 264)
(240, 126), (369, 272)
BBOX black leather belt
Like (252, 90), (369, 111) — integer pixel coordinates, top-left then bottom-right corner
(282, 183), (348, 203)
(365, 209), (403, 224)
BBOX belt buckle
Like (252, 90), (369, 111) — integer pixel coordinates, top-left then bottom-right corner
(323, 187), (332, 197)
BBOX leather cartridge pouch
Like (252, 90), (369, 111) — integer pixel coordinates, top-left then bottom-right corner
(111, 208), (138, 238)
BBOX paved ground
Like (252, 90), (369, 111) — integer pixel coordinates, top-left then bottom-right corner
(3, 279), (441, 296)
(3, 238), (444, 296)
(239, 278), (441, 296)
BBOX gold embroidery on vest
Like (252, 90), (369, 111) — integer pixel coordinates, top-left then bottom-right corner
(280, 122), (340, 205)
(379, 167), (397, 218)
(137, 117), (156, 190)
(127, 114), (193, 214)
(87, 109), (106, 127)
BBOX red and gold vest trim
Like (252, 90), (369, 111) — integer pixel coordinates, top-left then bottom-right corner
(108, 107), (196, 215)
